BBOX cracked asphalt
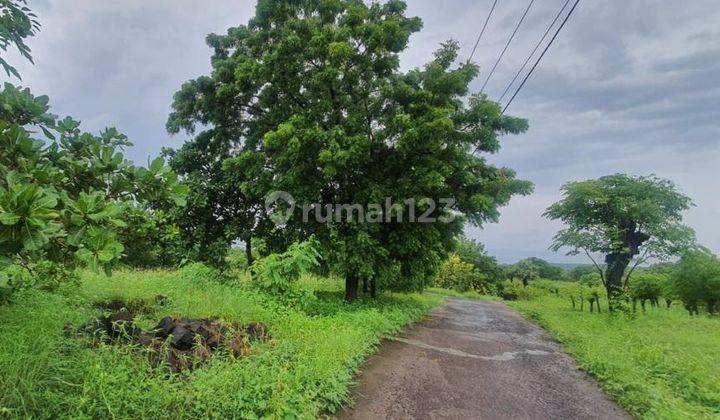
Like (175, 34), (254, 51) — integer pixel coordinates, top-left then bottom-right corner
(339, 298), (629, 420)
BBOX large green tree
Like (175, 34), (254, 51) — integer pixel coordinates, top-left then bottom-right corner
(169, 0), (532, 300)
(545, 174), (695, 307)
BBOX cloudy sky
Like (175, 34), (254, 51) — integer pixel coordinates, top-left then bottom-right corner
(4, 0), (719, 263)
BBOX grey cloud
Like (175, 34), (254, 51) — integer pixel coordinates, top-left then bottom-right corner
(653, 48), (720, 73)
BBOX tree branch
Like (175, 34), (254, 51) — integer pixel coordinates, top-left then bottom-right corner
(583, 248), (606, 286)
(623, 248), (649, 288)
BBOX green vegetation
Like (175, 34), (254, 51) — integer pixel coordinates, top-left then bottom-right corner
(0, 0), (38, 79)
(166, 0), (532, 300)
(545, 174), (695, 309)
(0, 268), (440, 418)
(511, 257), (565, 281)
(1, 1), (718, 419)
(508, 290), (720, 418)
(671, 249), (720, 314)
(0, 2), (187, 301)
(506, 259), (540, 287)
(435, 254), (488, 294)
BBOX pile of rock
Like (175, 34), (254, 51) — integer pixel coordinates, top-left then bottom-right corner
(71, 303), (269, 373)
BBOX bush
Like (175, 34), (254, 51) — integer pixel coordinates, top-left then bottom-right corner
(435, 254), (489, 293)
(251, 240), (321, 307)
(178, 262), (229, 284)
(533, 279), (562, 296)
(628, 273), (666, 311)
(0, 85), (187, 300)
(498, 280), (538, 301)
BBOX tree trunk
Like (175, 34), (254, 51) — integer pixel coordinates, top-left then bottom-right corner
(604, 252), (631, 302)
(345, 274), (359, 302)
(604, 225), (650, 311)
(362, 277), (369, 294)
(245, 238), (254, 267)
(370, 277), (377, 299)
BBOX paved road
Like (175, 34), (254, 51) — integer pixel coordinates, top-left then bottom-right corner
(339, 299), (629, 420)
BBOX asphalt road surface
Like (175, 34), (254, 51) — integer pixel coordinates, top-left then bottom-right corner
(339, 298), (629, 420)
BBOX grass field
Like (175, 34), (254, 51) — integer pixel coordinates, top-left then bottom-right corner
(0, 268), (440, 419)
(508, 293), (720, 419)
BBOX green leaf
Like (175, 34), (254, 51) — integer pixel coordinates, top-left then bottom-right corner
(0, 213), (20, 225)
(149, 156), (165, 172)
(40, 125), (56, 140)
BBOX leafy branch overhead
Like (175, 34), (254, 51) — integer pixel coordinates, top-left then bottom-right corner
(0, 0), (39, 79)
(0, 83), (187, 294)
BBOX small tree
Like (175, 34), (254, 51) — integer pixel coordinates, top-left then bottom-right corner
(455, 237), (503, 284)
(545, 174), (695, 310)
(671, 249), (720, 315)
(578, 273), (605, 313)
(516, 257), (564, 280)
(566, 265), (596, 281)
(508, 260), (539, 287)
(435, 254), (488, 293)
(628, 273), (665, 312)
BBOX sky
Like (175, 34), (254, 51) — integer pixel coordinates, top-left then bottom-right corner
(4, 0), (719, 263)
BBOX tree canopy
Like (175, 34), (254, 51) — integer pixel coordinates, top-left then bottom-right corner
(507, 259), (539, 287)
(515, 257), (564, 280)
(545, 174), (695, 306)
(455, 236), (503, 284)
(671, 248), (720, 314)
(168, 0), (532, 300)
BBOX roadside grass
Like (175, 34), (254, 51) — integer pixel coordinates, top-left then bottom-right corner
(508, 293), (720, 419)
(0, 268), (441, 419)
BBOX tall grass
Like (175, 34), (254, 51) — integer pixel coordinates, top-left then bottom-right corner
(0, 269), (440, 418)
(509, 294), (720, 419)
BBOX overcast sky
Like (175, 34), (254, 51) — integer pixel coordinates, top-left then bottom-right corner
(4, 0), (719, 263)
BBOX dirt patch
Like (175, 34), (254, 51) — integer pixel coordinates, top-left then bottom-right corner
(69, 301), (269, 373)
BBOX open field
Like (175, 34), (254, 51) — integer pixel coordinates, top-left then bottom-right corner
(0, 269), (440, 418)
(508, 292), (720, 419)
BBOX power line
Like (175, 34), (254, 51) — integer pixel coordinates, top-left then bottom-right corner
(479, 0), (536, 94)
(467, 0), (499, 64)
(498, 0), (572, 103)
(503, 0), (581, 113)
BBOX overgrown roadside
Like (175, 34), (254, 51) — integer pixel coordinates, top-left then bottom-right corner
(0, 268), (441, 418)
(508, 295), (720, 418)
